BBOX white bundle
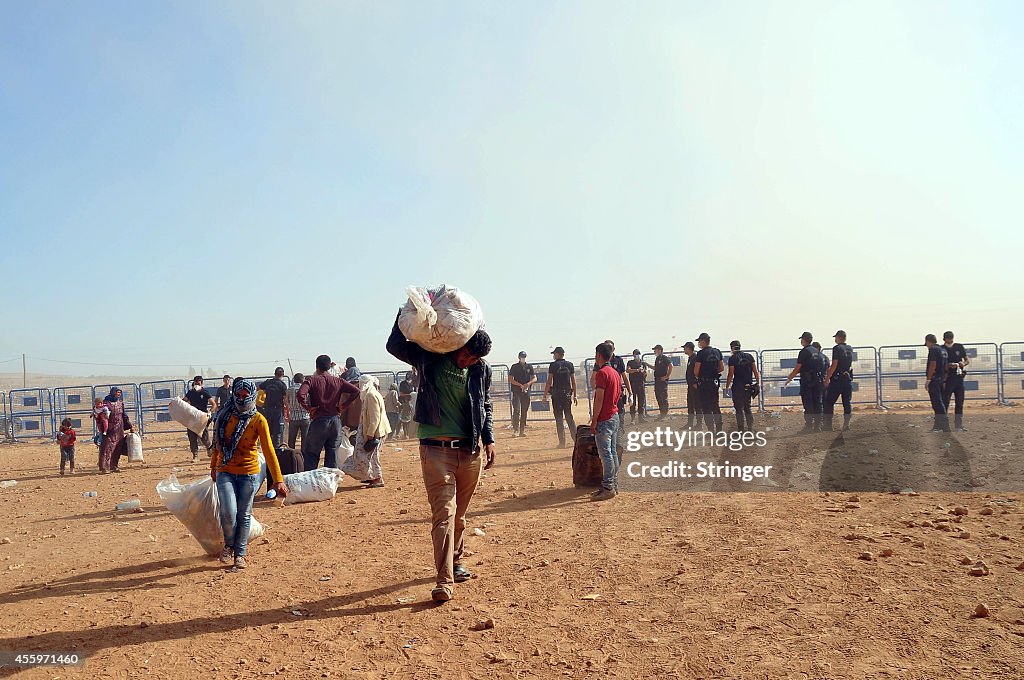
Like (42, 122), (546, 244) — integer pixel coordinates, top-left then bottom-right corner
(156, 474), (265, 556)
(282, 467), (342, 505)
(398, 284), (484, 354)
(125, 432), (144, 463)
(167, 397), (211, 435)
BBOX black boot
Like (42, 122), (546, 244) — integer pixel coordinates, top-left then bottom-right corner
(822, 414), (835, 432)
(798, 414), (815, 434)
(842, 414), (851, 431)
(954, 414), (965, 431)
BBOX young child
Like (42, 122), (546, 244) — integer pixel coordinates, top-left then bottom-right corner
(57, 418), (77, 475)
(91, 398), (109, 447)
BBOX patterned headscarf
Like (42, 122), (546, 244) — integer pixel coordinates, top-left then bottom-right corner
(104, 387), (123, 403)
(214, 377), (258, 465)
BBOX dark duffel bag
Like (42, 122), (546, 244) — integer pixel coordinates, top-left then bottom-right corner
(275, 446), (305, 476)
(572, 425), (603, 488)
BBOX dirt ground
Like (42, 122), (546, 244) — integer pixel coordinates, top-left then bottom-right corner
(1, 407), (1023, 679)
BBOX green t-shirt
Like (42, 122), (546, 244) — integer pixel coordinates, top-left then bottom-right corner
(417, 357), (471, 439)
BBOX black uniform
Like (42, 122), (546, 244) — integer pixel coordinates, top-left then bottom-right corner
(609, 355), (627, 451)
(796, 345), (823, 430)
(258, 377), (288, 449)
(824, 343), (854, 430)
(626, 358), (648, 422)
(184, 386), (213, 454)
(548, 358), (577, 447)
(728, 351), (756, 432)
(942, 342), (968, 429)
(685, 354), (699, 426)
(927, 345), (950, 431)
(815, 351), (830, 413)
(653, 354), (672, 416)
(695, 346), (723, 431)
(508, 362), (536, 435)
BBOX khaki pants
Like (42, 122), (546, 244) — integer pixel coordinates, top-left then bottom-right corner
(419, 444), (483, 588)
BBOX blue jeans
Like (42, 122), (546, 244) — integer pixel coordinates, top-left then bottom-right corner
(215, 472), (259, 557)
(302, 415), (343, 471)
(596, 418), (619, 492)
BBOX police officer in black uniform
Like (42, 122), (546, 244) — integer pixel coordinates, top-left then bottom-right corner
(784, 331), (824, 433)
(651, 344), (673, 418)
(683, 342), (699, 428)
(693, 333), (724, 432)
(925, 333), (950, 432)
(823, 330), (855, 432)
(941, 331), (970, 431)
(605, 340), (630, 456)
(811, 342), (829, 414)
(725, 340), (761, 432)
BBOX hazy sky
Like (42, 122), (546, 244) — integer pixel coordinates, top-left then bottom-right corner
(2, 1), (1021, 377)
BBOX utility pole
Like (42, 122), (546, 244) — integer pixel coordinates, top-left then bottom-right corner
(287, 358), (294, 379)
(22, 354), (26, 388)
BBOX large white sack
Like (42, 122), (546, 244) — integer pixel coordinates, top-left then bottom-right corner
(282, 467), (341, 505)
(156, 474), (265, 556)
(167, 397), (211, 435)
(398, 284), (484, 354)
(340, 427), (371, 481)
(126, 432), (144, 463)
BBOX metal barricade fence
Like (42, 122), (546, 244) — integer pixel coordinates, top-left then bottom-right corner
(9, 388), (54, 440)
(526, 362), (555, 422)
(759, 346), (878, 409)
(638, 352), (688, 415)
(366, 371), (397, 394)
(0, 391), (7, 439)
(139, 380), (188, 434)
(489, 363), (513, 421)
(878, 343), (1000, 407)
(52, 385), (98, 435)
(93, 384), (142, 431)
(999, 342), (1024, 402)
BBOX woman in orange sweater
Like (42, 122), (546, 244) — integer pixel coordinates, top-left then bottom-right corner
(211, 378), (287, 569)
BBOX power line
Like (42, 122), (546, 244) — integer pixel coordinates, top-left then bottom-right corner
(26, 356), (289, 368)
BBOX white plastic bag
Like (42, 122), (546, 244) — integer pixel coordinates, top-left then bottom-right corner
(167, 397), (211, 435)
(282, 467), (341, 505)
(156, 474), (265, 556)
(126, 432), (144, 463)
(337, 427), (355, 467)
(398, 284), (484, 353)
(341, 444), (371, 482)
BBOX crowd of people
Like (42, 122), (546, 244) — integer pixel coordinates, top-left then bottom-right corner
(47, 322), (973, 596)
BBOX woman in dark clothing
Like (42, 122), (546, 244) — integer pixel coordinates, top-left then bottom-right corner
(98, 387), (133, 473)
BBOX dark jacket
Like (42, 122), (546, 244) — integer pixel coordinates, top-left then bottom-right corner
(386, 315), (494, 449)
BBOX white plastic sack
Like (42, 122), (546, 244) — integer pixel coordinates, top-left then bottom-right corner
(337, 427), (355, 467)
(398, 284), (484, 354)
(156, 474), (265, 556)
(126, 432), (144, 463)
(282, 467), (341, 505)
(340, 428), (371, 481)
(167, 397), (211, 435)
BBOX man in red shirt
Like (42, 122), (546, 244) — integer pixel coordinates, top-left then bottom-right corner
(590, 342), (622, 502)
(296, 354), (361, 471)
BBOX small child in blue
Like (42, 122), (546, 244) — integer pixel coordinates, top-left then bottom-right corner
(57, 418), (77, 476)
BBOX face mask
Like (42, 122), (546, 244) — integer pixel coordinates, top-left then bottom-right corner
(194, 384), (203, 391)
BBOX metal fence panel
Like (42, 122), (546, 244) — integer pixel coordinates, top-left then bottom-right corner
(1000, 342), (1024, 402)
(0, 391), (7, 439)
(9, 388), (54, 439)
(878, 343), (999, 407)
(52, 385), (98, 435)
(366, 371), (397, 394)
(489, 363), (512, 421)
(760, 346), (878, 409)
(636, 352), (689, 415)
(138, 380), (188, 434)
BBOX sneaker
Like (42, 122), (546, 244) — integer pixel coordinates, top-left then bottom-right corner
(219, 547), (233, 564)
(431, 586), (452, 602)
(233, 556), (247, 569)
(591, 489), (617, 502)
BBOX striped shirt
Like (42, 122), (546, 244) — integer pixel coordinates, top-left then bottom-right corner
(286, 386), (310, 421)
